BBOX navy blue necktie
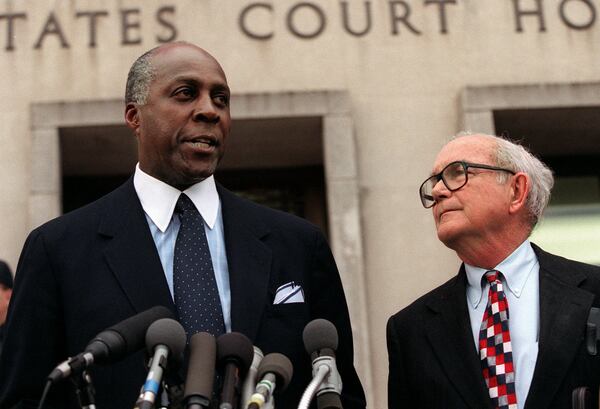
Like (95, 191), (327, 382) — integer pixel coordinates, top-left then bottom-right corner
(173, 193), (225, 338)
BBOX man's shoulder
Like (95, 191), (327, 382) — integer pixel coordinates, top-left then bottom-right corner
(29, 178), (135, 239)
(531, 243), (600, 276)
(532, 243), (600, 286)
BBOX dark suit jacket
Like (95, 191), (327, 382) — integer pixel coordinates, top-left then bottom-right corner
(387, 244), (600, 409)
(0, 325), (4, 359)
(0, 178), (365, 409)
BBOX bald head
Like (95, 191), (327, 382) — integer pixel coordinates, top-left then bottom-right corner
(123, 41), (231, 189)
(426, 133), (555, 265)
(125, 42), (225, 105)
(447, 133), (554, 227)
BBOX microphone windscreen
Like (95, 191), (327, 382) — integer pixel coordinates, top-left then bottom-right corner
(302, 319), (338, 355)
(145, 318), (187, 359)
(257, 353), (294, 391)
(185, 332), (217, 400)
(90, 305), (174, 361)
(216, 332), (255, 374)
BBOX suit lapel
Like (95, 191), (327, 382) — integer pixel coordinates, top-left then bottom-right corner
(425, 267), (492, 409)
(524, 246), (594, 409)
(218, 185), (272, 341)
(99, 179), (175, 314)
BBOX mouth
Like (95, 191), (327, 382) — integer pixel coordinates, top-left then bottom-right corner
(181, 135), (219, 149)
(437, 208), (457, 221)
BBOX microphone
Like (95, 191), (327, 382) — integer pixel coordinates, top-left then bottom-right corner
(136, 318), (186, 409)
(247, 352), (293, 409)
(48, 306), (174, 384)
(571, 386), (591, 409)
(216, 332), (254, 409)
(183, 332), (217, 409)
(241, 346), (264, 409)
(299, 319), (343, 409)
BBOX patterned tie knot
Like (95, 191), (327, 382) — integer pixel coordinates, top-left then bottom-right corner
(485, 270), (500, 284)
(175, 194), (196, 216)
(484, 271), (507, 308)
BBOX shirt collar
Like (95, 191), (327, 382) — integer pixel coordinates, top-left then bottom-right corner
(465, 239), (538, 308)
(133, 164), (220, 232)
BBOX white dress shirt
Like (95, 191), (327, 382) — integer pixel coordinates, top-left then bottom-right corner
(465, 239), (540, 409)
(133, 164), (232, 332)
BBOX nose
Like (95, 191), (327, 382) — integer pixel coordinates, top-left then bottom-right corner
(192, 94), (220, 124)
(431, 178), (450, 203)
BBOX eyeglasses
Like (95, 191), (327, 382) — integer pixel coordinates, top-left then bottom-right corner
(419, 161), (516, 208)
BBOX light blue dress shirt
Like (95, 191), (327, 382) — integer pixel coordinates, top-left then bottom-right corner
(133, 165), (232, 332)
(465, 239), (540, 409)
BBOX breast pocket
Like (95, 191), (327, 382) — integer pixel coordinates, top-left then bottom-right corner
(256, 303), (310, 358)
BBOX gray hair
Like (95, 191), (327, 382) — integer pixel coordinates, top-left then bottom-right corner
(455, 132), (554, 228)
(125, 42), (208, 105)
(125, 47), (159, 105)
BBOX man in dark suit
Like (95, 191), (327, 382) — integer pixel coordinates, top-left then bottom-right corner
(0, 261), (13, 358)
(0, 42), (365, 409)
(387, 133), (600, 409)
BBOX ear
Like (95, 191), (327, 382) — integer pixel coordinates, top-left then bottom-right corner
(508, 172), (529, 215)
(124, 103), (140, 133)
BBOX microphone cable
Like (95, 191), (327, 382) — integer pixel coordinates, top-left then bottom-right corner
(37, 380), (52, 409)
(37, 370), (98, 409)
(72, 370), (97, 409)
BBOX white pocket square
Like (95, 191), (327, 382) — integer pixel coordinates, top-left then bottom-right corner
(273, 281), (305, 304)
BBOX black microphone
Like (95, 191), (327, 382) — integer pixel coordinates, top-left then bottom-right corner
(136, 318), (186, 409)
(184, 332), (217, 409)
(48, 306), (174, 384)
(216, 332), (254, 409)
(301, 319), (343, 409)
(246, 353), (293, 409)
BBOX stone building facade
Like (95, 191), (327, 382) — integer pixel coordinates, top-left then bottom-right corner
(2, 1), (600, 407)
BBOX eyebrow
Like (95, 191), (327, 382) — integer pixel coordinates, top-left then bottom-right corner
(212, 83), (231, 94)
(430, 160), (465, 176)
(172, 74), (228, 86)
(171, 77), (230, 95)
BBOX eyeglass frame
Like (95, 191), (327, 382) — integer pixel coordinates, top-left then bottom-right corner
(419, 160), (516, 208)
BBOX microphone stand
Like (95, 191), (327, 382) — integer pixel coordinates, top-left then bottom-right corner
(297, 365), (329, 409)
(71, 370), (97, 409)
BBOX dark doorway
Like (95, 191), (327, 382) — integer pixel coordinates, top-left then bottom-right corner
(59, 116), (329, 235)
(493, 106), (600, 265)
(494, 106), (600, 206)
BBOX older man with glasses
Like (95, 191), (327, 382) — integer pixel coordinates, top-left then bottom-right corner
(387, 133), (600, 409)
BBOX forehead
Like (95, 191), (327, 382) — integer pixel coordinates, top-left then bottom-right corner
(150, 44), (228, 87)
(433, 136), (496, 172)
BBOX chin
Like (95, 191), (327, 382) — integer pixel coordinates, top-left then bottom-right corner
(162, 171), (209, 191)
(436, 227), (458, 248)
(182, 162), (218, 180)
